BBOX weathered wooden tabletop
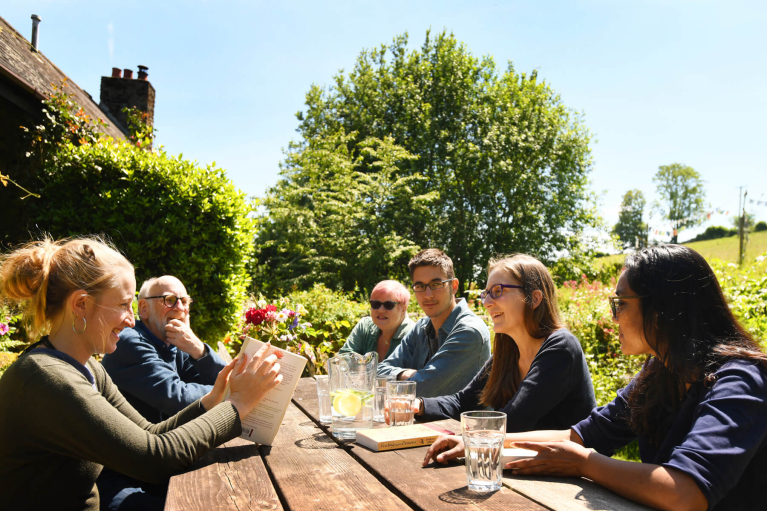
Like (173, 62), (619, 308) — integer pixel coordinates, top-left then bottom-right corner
(166, 377), (652, 511)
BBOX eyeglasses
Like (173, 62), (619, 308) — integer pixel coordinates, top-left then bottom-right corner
(412, 279), (455, 293)
(145, 295), (193, 308)
(370, 300), (399, 310)
(480, 284), (523, 301)
(608, 295), (644, 319)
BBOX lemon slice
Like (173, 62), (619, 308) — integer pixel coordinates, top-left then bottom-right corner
(333, 392), (362, 416)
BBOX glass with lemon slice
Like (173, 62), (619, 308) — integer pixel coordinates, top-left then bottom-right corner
(328, 352), (378, 439)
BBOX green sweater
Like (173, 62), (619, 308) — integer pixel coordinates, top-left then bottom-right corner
(338, 315), (416, 361)
(0, 344), (241, 511)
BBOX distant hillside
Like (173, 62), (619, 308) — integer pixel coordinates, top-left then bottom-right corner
(596, 230), (767, 267)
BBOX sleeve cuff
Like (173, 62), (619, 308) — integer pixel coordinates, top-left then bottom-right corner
(420, 397), (439, 419)
(196, 343), (211, 360)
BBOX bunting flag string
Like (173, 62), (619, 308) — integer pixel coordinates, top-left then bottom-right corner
(647, 206), (740, 238)
(645, 190), (764, 238)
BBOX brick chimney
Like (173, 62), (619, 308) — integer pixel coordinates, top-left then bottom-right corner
(99, 65), (155, 136)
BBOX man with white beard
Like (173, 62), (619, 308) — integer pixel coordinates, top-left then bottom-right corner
(101, 275), (226, 422)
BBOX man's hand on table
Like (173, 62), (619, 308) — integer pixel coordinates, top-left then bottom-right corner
(397, 369), (416, 380)
(166, 318), (206, 359)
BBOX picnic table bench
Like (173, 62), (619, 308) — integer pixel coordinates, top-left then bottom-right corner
(166, 377), (652, 511)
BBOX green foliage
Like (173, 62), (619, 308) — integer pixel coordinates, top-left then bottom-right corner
(284, 284), (370, 373)
(255, 132), (435, 293)
(122, 106), (157, 148)
(613, 190), (647, 249)
(0, 305), (25, 377)
(229, 284), (369, 375)
(23, 80), (107, 164)
(558, 276), (644, 407)
(20, 90), (255, 343)
(756, 221), (767, 232)
(711, 255), (767, 345)
(683, 230), (767, 264)
(731, 211), (756, 231)
(686, 225), (738, 243)
(292, 30), (597, 292)
(652, 163), (706, 243)
(550, 239), (623, 286)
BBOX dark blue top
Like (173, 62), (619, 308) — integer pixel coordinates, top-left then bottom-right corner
(421, 329), (596, 432)
(101, 321), (226, 422)
(572, 359), (767, 511)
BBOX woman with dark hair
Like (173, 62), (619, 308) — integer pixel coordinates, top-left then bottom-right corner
(393, 254), (596, 432)
(425, 245), (767, 511)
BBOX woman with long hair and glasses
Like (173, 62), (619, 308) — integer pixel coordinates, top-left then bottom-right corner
(425, 245), (766, 511)
(0, 236), (283, 511)
(397, 254), (596, 431)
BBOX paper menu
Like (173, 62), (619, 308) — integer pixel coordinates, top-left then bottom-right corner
(225, 336), (307, 445)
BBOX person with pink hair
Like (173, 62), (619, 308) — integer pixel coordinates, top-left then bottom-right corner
(339, 280), (416, 362)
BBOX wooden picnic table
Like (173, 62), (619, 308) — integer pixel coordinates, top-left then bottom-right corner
(166, 377), (652, 511)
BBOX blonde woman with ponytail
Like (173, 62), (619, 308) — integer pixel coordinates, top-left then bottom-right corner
(0, 236), (282, 511)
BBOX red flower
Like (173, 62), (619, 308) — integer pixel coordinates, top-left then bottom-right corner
(265, 304), (277, 313)
(245, 307), (266, 326)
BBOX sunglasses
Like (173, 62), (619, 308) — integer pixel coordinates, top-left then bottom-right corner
(608, 295), (644, 319)
(370, 300), (400, 310)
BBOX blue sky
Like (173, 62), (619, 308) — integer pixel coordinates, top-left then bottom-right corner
(4, 1), (766, 242)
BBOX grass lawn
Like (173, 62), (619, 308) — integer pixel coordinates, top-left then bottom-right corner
(597, 230), (767, 267)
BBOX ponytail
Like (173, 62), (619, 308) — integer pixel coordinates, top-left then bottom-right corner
(0, 235), (133, 339)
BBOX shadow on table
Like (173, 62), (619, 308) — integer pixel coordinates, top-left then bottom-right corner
(294, 432), (338, 450)
(223, 443), (261, 463)
(504, 474), (653, 511)
(438, 486), (495, 505)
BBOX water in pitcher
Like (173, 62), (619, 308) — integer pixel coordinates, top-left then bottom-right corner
(328, 351), (378, 440)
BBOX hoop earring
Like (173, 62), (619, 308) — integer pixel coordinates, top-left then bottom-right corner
(72, 313), (87, 334)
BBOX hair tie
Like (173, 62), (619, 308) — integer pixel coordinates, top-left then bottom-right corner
(703, 373), (717, 388)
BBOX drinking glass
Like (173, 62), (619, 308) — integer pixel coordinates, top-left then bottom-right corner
(328, 351), (378, 440)
(386, 381), (416, 427)
(315, 375), (332, 424)
(373, 376), (395, 422)
(461, 411), (507, 492)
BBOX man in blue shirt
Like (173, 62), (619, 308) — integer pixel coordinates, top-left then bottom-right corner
(99, 275), (227, 510)
(102, 275), (226, 422)
(378, 249), (491, 397)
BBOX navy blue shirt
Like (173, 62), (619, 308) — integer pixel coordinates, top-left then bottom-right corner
(573, 359), (767, 511)
(421, 329), (596, 432)
(101, 321), (226, 422)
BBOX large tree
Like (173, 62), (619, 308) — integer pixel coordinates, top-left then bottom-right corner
(653, 163), (706, 243)
(287, 30), (596, 291)
(613, 189), (647, 249)
(254, 133), (435, 294)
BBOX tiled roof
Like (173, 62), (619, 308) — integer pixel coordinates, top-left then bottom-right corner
(0, 14), (126, 140)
